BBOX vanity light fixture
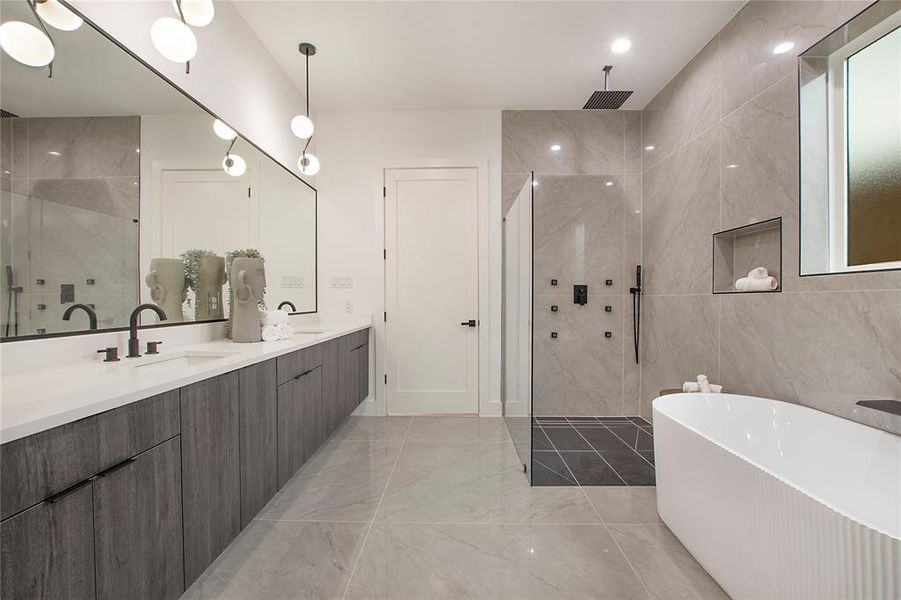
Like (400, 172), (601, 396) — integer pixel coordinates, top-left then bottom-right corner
(291, 43), (316, 140)
(151, 0), (200, 73)
(213, 118), (237, 141)
(294, 42), (321, 176)
(0, 1), (55, 74)
(772, 41), (794, 55)
(35, 0), (82, 32)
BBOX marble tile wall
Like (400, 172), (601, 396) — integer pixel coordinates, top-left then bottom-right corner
(502, 110), (643, 416)
(0, 116), (140, 336)
(639, 0), (901, 434)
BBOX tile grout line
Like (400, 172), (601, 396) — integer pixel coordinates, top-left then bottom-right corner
(569, 424), (629, 486)
(603, 422), (656, 470)
(340, 417), (415, 599)
(578, 480), (655, 599)
(536, 421), (579, 485)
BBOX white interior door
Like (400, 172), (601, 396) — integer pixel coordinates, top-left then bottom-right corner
(385, 167), (479, 415)
(160, 169), (258, 257)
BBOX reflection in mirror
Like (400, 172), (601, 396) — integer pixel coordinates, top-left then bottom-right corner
(799, 1), (901, 275)
(0, 2), (316, 340)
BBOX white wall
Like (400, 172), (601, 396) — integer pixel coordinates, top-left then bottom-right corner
(316, 110), (502, 416)
(69, 0), (312, 182)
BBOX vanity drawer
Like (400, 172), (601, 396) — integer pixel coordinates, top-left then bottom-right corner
(276, 344), (323, 386)
(0, 390), (180, 521)
(348, 328), (369, 351)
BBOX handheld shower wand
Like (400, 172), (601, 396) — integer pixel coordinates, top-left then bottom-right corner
(629, 265), (642, 364)
(5, 265), (22, 337)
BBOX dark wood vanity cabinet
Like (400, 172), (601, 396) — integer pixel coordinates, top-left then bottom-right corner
(180, 372), (241, 584)
(92, 437), (184, 600)
(238, 360), (279, 527)
(0, 484), (96, 600)
(0, 327), (370, 597)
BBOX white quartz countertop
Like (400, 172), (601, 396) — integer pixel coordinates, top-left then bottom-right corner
(0, 318), (370, 444)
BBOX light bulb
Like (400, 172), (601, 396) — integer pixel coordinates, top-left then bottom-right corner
(297, 153), (320, 176)
(222, 154), (246, 176)
(151, 17), (197, 63)
(0, 21), (54, 67)
(173, 0), (214, 27)
(772, 41), (794, 55)
(611, 38), (632, 54)
(35, 0), (83, 31)
(290, 115), (315, 140)
(213, 119), (237, 141)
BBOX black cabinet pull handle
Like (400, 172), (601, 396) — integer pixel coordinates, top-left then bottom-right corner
(460, 320), (477, 327)
(293, 366), (319, 381)
(96, 457), (136, 478)
(46, 479), (93, 504)
(352, 343), (367, 351)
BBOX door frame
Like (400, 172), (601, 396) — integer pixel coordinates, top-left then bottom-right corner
(368, 158), (491, 417)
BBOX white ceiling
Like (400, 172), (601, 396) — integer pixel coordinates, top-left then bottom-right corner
(234, 0), (744, 112)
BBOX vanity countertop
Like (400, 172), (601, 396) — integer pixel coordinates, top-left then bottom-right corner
(0, 317), (371, 444)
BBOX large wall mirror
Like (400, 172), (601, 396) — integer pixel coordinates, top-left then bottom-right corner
(799, 0), (900, 275)
(0, 2), (316, 340)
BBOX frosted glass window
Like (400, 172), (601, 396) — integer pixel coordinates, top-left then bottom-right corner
(846, 26), (901, 266)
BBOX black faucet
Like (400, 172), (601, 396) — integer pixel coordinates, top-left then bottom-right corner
(127, 303), (167, 358)
(62, 303), (98, 330)
(277, 301), (297, 312)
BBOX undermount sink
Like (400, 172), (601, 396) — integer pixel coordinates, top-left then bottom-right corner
(292, 328), (332, 334)
(132, 350), (241, 371)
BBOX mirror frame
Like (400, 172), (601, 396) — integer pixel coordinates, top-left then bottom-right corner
(0, 0), (318, 343)
(796, 0), (901, 279)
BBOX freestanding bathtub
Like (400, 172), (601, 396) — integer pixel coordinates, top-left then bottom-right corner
(654, 393), (900, 599)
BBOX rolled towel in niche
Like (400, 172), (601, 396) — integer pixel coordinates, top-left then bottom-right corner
(747, 267), (769, 279)
(735, 276), (778, 292)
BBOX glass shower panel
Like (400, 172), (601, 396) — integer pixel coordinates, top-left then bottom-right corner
(502, 173), (533, 481)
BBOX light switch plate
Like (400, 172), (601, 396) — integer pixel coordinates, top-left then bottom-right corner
(330, 276), (354, 289)
(281, 275), (304, 289)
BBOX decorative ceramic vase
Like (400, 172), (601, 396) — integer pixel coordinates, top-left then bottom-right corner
(145, 258), (186, 322)
(195, 255), (225, 321)
(229, 257), (266, 343)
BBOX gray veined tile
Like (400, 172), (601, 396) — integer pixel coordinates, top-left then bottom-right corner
(405, 416), (511, 443)
(26, 116), (140, 179)
(502, 172), (531, 218)
(329, 416), (412, 442)
(583, 487), (660, 524)
(182, 520), (368, 600)
(641, 127), (720, 296)
(609, 523), (728, 599)
(257, 441), (401, 522)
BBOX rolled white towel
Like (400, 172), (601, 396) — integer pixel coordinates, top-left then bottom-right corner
(261, 325), (280, 342)
(276, 323), (293, 340)
(735, 276), (778, 292)
(747, 267), (769, 279)
(259, 309), (289, 327)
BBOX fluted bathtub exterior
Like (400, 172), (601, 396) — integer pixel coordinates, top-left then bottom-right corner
(654, 393), (900, 599)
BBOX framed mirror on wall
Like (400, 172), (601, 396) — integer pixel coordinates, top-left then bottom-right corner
(799, 0), (901, 276)
(0, 1), (317, 341)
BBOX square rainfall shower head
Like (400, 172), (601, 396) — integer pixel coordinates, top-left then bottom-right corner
(582, 90), (633, 109)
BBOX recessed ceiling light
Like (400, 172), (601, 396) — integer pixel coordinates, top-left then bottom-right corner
(611, 38), (632, 54)
(550, 144), (561, 152)
(48, 151), (61, 156)
(605, 181), (614, 187)
(772, 41), (794, 55)
(726, 164), (738, 169)
(644, 145), (655, 151)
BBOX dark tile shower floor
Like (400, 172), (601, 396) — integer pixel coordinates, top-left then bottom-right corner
(532, 416), (655, 487)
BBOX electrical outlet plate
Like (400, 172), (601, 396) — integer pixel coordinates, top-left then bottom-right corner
(344, 300), (353, 313)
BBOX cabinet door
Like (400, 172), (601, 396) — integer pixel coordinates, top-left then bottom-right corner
(277, 367), (322, 488)
(357, 344), (369, 405)
(93, 437), (183, 600)
(181, 373), (241, 585)
(321, 338), (342, 437)
(0, 484), (95, 600)
(338, 334), (355, 421)
(238, 360), (278, 527)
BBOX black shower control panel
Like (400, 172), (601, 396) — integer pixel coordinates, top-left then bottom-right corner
(573, 284), (588, 305)
(551, 305), (558, 312)
(605, 279), (613, 286)
(551, 332), (558, 339)
(605, 305), (612, 312)
(605, 331), (612, 338)
(551, 279), (558, 286)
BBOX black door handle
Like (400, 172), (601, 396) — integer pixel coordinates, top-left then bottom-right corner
(460, 320), (477, 327)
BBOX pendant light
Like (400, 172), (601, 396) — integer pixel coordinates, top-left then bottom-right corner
(291, 43), (316, 140)
(151, 0), (203, 73)
(172, 0), (214, 28)
(221, 137), (246, 177)
(294, 42), (321, 176)
(35, 0), (83, 32)
(0, 1), (55, 74)
(213, 118), (237, 141)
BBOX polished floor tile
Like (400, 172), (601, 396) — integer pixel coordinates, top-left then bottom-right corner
(189, 417), (720, 599)
(559, 451), (626, 486)
(182, 520), (368, 599)
(541, 425), (594, 451)
(602, 449), (656, 486)
(610, 523), (729, 599)
(531, 426), (555, 451)
(405, 416), (511, 443)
